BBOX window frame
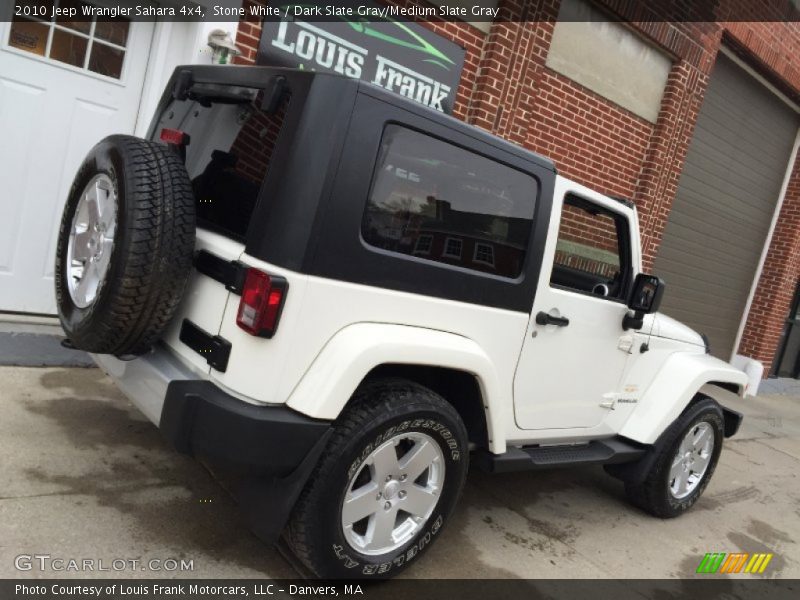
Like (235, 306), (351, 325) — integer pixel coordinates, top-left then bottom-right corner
(443, 237), (464, 260)
(549, 194), (633, 303)
(413, 234), (433, 256)
(473, 242), (496, 268)
(4, 11), (132, 84)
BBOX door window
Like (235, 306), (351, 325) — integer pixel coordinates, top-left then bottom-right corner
(550, 195), (631, 300)
(8, 1), (130, 79)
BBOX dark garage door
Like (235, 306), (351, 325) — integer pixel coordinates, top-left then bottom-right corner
(654, 54), (800, 359)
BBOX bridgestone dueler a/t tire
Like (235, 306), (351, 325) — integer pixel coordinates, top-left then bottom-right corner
(285, 378), (469, 579)
(55, 135), (195, 356)
(624, 397), (724, 518)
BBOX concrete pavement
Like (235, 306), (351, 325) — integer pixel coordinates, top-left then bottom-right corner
(1, 366), (798, 579)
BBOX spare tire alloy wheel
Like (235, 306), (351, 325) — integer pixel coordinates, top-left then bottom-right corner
(56, 135), (196, 357)
(67, 174), (117, 308)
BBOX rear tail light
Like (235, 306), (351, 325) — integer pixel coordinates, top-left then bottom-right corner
(236, 268), (288, 338)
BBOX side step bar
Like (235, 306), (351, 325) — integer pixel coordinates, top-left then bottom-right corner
(473, 437), (648, 473)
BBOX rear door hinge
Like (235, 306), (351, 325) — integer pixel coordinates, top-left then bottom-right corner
(179, 319), (232, 372)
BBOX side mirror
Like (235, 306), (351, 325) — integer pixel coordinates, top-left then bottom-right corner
(623, 274), (665, 330)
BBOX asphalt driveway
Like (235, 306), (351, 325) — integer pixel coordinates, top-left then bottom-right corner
(1, 366), (798, 579)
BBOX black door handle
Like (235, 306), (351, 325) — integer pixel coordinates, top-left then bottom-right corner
(536, 311), (570, 327)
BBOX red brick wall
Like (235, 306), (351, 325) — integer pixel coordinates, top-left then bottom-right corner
(232, 0), (485, 120)
(230, 0), (800, 374)
(738, 156), (800, 368)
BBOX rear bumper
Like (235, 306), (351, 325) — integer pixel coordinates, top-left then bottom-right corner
(93, 347), (332, 543)
(161, 379), (330, 476)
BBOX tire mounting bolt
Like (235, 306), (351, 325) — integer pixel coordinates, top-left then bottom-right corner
(400, 474), (407, 481)
(398, 490), (406, 499)
(384, 501), (391, 510)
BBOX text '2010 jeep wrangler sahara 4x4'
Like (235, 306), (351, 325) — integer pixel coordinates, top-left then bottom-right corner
(56, 65), (747, 579)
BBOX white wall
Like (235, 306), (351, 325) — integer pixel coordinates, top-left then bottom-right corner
(135, 1), (243, 136)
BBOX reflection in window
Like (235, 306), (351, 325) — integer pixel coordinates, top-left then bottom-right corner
(88, 42), (124, 78)
(414, 234), (433, 255)
(362, 125), (538, 278)
(550, 195), (629, 300)
(474, 243), (495, 267)
(443, 238), (463, 259)
(7, 1), (129, 80)
(8, 18), (48, 56)
(50, 28), (88, 68)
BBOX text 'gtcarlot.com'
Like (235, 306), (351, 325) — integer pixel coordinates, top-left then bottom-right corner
(14, 554), (194, 572)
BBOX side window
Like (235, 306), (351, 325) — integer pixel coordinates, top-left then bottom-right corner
(550, 195), (630, 300)
(361, 125), (538, 279)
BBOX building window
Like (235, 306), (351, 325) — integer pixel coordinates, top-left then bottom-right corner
(362, 125), (538, 279)
(7, 1), (130, 80)
(414, 234), (433, 255)
(545, 0), (671, 123)
(443, 237), (463, 260)
(474, 243), (495, 267)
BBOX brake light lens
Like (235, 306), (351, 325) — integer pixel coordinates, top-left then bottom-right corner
(160, 128), (190, 145)
(236, 268), (288, 338)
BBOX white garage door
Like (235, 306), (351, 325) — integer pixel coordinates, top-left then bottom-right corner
(654, 54), (800, 359)
(0, 13), (155, 314)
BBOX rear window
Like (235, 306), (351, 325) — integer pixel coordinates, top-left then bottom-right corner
(153, 85), (290, 240)
(361, 125), (538, 278)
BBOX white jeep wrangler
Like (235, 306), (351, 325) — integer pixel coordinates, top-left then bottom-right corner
(56, 65), (747, 579)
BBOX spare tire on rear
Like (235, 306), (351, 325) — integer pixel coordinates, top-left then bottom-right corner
(55, 135), (195, 356)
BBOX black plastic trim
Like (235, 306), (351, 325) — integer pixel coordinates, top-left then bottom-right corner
(701, 333), (711, 355)
(161, 380), (330, 473)
(178, 319), (231, 372)
(473, 437), (647, 474)
(194, 250), (247, 295)
(721, 406), (744, 438)
(160, 380), (332, 543)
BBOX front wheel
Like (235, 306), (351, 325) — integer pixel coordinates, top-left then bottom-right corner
(625, 397), (724, 518)
(285, 378), (469, 578)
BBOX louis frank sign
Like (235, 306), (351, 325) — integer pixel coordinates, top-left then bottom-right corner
(258, 2), (466, 113)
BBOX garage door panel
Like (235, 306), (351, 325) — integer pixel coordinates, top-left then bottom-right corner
(656, 254), (759, 298)
(662, 204), (764, 252)
(655, 232), (761, 275)
(664, 183), (769, 236)
(655, 54), (800, 359)
(692, 145), (792, 194)
(700, 93), (794, 148)
(706, 66), (798, 129)
(685, 142), (789, 195)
